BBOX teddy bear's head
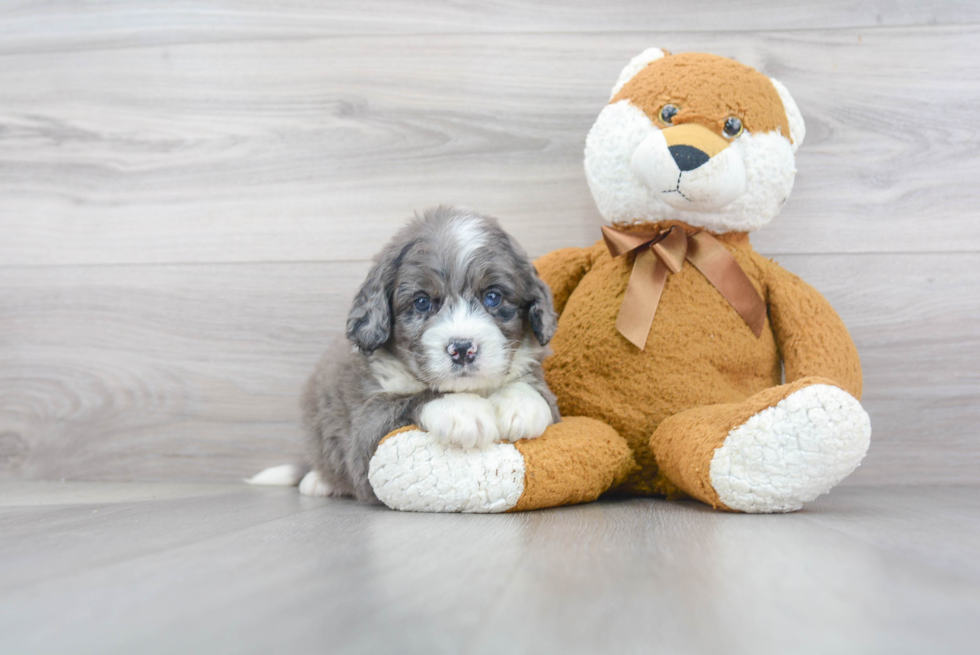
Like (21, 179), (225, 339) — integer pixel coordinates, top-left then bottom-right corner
(584, 49), (805, 233)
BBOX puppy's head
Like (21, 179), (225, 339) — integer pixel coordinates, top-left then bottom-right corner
(346, 206), (557, 392)
(585, 49), (805, 233)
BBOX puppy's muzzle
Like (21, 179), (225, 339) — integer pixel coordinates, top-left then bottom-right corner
(447, 340), (478, 365)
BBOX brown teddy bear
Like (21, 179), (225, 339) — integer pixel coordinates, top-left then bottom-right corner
(368, 48), (871, 513)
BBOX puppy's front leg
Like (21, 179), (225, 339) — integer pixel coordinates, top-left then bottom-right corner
(488, 382), (555, 442)
(418, 393), (500, 449)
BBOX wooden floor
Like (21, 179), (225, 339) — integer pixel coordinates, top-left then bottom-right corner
(1, 482), (977, 654)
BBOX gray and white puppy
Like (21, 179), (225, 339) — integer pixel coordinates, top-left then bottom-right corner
(283, 206), (560, 502)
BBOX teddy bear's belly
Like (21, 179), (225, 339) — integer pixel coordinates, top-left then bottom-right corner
(543, 257), (780, 494)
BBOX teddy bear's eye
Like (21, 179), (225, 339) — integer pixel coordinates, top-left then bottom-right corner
(659, 104), (679, 125)
(723, 116), (743, 138)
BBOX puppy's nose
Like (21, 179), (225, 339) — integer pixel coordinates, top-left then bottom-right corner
(668, 144), (710, 172)
(447, 340), (478, 365)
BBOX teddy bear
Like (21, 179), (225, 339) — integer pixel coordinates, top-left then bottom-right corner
(367, 48), (871, 514)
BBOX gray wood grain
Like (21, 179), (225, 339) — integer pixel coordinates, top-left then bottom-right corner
(1, 253), (976, 484)
(1, 26), (978, 266)
(0, 3), (977, 486)
(0, 482), (307, 591)
(0, 261), (370, 481)
(2, 0), (977, 56)
(0, 482), (977, 654)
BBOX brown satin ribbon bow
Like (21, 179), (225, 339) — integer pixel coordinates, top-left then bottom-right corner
(601, 225), (767, 349)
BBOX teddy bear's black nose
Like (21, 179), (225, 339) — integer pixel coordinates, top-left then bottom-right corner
(669, 145), (710, 172)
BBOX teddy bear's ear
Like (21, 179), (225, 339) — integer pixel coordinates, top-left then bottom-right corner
(609, 47), (669, 100)
(769, 77), (806, 152)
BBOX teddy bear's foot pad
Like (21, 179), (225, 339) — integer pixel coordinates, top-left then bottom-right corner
(369, 418), (634, 513)
(368, 429), (526, 513)
(709, 384), (871, 513)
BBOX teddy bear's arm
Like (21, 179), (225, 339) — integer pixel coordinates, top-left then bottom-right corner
(764, 259), (863, 399)
(533, 247), (595, 314)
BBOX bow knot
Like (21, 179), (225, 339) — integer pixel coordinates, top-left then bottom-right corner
(601, 225), (766, 349)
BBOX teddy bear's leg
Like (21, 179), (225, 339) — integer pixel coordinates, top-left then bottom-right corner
(649, 377), (871, 513)
(368, 417), (634, 513)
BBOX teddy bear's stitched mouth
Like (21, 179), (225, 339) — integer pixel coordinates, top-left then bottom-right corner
(662, 172), (692, 202)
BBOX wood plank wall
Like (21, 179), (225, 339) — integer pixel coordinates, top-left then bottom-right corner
(2, 1), (978, 484)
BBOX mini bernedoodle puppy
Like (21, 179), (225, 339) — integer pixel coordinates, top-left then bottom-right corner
(250, 206), (560, 502)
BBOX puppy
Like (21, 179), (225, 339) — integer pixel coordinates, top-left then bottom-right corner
(251, 206), (560, 502)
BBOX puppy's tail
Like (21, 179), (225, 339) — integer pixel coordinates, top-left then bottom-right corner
(246, 463), (309, 487)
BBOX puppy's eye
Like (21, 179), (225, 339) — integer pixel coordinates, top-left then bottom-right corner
(483, 291), (502, 308)
(723, 116), (743, 138)
(659, 104), (678, 125)
(413, 296), (432, 312)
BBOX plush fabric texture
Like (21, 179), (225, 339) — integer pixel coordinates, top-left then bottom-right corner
(369, 426), (527, 513)
(585, 64), (800, 231)
(584, 50), (808, 234)
(536, 224), (865, 499)
(768, 78), (805, 150)
(613, 52), (792, 145)
(510, 417), (635, 511)
(609, 47), (668, 100)
(651, 376), (841, 509)
(368, 418), (633, 513)
(709, 382), (871, 513)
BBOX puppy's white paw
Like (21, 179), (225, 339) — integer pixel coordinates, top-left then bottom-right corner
(489, 382), (554, 442)
(299, 470), (336, 497)
(419, 393), (500, 449)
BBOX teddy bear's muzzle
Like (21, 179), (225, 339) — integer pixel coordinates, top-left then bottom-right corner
(631, 123), (747, 211)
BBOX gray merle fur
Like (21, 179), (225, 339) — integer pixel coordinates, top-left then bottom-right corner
(301, 206), (559, 502)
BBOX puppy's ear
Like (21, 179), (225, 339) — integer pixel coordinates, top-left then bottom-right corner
(526, 271), (558, 346)
(346, 259), (394, 354)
